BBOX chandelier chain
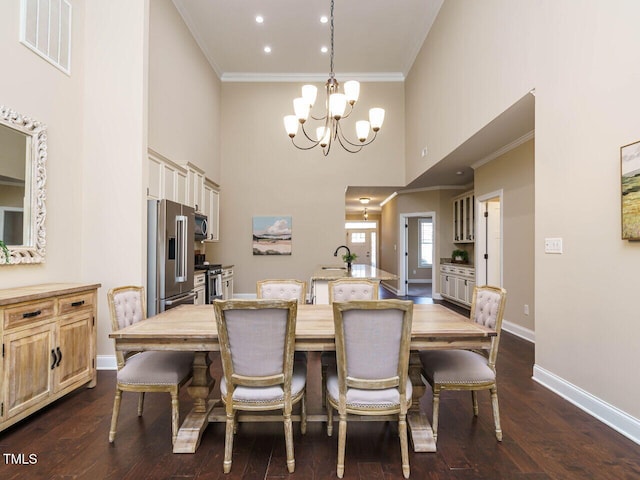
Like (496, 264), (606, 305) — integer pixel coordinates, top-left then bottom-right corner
(330, 0), (335, 76)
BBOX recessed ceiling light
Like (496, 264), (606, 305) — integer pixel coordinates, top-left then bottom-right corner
(255, 15), (264, 24)
(456, 171), (463, 175)
(263, 46), (271, 53)
(320, 16), (328, 23)
(321, 46), (328, 53)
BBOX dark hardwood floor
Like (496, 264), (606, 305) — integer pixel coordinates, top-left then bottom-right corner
(1, 301), (639, 479)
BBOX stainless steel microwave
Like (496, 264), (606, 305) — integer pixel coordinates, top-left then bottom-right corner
(194, 212), (208, 241)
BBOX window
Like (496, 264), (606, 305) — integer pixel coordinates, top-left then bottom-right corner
(419, 218), (433, 267)
(351, 232), (366, 243)
(20, 0), (72, 75)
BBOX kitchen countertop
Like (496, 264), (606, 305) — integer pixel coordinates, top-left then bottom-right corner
(311, 264), (398, 281)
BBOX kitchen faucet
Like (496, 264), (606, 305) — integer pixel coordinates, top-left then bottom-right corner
(333, 245), (351, 258)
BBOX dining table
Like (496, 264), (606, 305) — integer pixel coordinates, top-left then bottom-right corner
(109, 302), (496, 454)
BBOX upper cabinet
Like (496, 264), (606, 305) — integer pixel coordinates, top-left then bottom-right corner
(203, 179), (219, 242)
(148, 151), (220, 242)
(148, 150), (188, 205)
(185, 163), (205, 212)
(453, 191), (475, 243)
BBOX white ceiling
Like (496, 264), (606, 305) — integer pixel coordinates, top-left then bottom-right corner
(173, 0), (443, 81)
(172, 1), (534, 213)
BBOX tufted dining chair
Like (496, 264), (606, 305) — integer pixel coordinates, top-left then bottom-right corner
(419, 285), (507, 443)
(328, 278), (380, 303)
(257, 279), (308, 365)
(214, 299), (307, 474)
(107, 286), (194, 445)
(321, 278), (380, 410)
(257, 279), (307, 304)
(326, 300), (413, 479)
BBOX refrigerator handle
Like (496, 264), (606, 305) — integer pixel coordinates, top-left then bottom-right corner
(176, 215), (188, 282)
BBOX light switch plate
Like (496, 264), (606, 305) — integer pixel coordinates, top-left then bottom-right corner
(544, 237), (563, 254)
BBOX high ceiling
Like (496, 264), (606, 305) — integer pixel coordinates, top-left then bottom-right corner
(173, 0), (442, 80)
(173, 0), (534, 214)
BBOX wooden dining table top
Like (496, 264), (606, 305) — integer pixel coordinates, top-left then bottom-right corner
(109, 303), (495, 352)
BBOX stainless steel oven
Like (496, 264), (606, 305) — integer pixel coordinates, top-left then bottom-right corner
(195, 264), (223, 303)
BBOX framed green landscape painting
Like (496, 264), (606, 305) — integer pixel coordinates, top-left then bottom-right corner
(621, 140), (640, 240)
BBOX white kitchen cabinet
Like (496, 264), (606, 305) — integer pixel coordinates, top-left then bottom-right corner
(453, 191), (475, 243)
(439, 264), (475, 308)
(148, 150), (188, 205)
(203, 179), (220, 242)
(222, 267), (233, 300)
(194, 272), (206, 305)
(185, 163), (206, 212)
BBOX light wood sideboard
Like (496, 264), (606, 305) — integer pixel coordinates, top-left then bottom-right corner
(0, 283), (101, 432)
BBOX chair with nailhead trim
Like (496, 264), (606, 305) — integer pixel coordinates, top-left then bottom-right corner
(419, 285), (507, 443)
(214, 299), (307, 474)
(107, 286), (193, 445)
(321, 278), (380, 413)
(256, 279), (307, 304)
(327, 299), (413, 478)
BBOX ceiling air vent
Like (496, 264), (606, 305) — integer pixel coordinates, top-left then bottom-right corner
(20, 0), (72, 75)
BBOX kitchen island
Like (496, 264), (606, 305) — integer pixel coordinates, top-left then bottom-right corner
(311, 264), (398, 303)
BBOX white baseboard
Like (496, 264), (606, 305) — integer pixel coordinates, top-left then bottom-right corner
(432, 293), (443, 300)
(97, 355), (117, 370)
(381, 282), (399, 295)
(533, 364), (640, 446)
(502, 320), (535, 343)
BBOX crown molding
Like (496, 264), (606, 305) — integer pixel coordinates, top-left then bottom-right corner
(220, 72), (405, 83)
(471, 130), (535, 170)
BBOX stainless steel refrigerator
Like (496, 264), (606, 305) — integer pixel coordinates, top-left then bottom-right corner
(147, 199), (196, 316)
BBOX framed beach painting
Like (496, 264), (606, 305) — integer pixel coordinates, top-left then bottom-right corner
(621, 140), (640, 240)
(253, 216), (292, 255)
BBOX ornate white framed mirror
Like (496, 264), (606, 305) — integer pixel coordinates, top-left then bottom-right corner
(0, 106), (47, 264)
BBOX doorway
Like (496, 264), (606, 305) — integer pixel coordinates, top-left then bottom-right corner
(398, 212), (436, 297)
(476, 191), (503, 286)
(345, 221), (377, 266)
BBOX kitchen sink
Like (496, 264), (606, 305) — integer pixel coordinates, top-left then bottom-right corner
(321, 266), (347, 270)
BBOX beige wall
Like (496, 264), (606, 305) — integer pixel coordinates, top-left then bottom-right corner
(408, 0), (640, 421)
(475, 139), (535, 332)
(81, 1), (149, 360)
(209, 81), (405, 293)
(148, 0), (221, 182)
(381, 188), (461, 291)
(0, 0), (86, 287)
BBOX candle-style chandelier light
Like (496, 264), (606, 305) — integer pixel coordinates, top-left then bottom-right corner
(283, 0), (385, 155)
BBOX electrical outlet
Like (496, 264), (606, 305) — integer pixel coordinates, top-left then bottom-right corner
(524, 304), (529, 315)
(413, 270), (416, 275)
(544, 237), (563, 254)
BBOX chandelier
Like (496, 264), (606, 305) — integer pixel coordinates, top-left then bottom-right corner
(283, 0), (385, 155)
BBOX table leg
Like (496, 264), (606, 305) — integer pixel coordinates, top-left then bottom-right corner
(173, 351), (216, 453)
(407, 351), (436, 452)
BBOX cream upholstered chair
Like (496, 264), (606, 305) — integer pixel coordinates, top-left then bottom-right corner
(419, 285), (507, 443)
(257, 279), (307, 304)
(257, 279), (308, 364)
(214, 299), (307, 474)
(322, 278), (380, 408)
(328, 278), (380, 302)
(107, 286), (193, 445)
(326, 300), (413, 479)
